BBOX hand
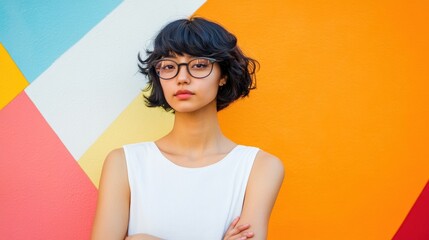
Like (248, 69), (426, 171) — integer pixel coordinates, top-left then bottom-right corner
(223, 217), (255, 240)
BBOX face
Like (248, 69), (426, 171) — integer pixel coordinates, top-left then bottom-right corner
(156, 54), (226, 113)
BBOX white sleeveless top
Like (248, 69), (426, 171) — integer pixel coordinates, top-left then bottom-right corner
(123, 141), (259, 240)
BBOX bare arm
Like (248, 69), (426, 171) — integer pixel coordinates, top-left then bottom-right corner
(91, 149), (163, 240)
(235, 150), (285, 239)
(91, 149), (283, 240)
(91, 148), (131, 240)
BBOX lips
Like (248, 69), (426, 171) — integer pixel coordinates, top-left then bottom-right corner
(174, 90), (194, 100)
(174, 90), (194, 96)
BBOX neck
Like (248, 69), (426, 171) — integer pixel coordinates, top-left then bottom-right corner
(172, 109), (222, 149)
(161, 102), (233, 156)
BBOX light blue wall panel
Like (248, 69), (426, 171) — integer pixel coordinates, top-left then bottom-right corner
(0, 0), (122, 82)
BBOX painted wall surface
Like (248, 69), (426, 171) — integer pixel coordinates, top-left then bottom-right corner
(1, 0), (428, 239)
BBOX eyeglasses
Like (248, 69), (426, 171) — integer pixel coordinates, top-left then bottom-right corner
(153, 57), (217, 80)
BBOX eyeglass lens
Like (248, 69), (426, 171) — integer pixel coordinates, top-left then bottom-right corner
(155, 58), (214, 80)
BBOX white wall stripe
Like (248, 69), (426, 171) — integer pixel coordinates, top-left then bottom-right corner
(25, 0), (206, 160)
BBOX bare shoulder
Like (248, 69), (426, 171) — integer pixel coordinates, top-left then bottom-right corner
(252, 149), (285, 181)
(105, 148), (126, 163)
(99, 148), (128, 188)
(237, 149), (284, 238)
(102, 148), (126, 172)
(92, 148), (130, 240)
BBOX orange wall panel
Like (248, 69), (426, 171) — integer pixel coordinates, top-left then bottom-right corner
(196, 0), (429, 239)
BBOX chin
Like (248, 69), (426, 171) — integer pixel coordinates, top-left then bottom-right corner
(173, 103), (217, 114)
(172, 107), (200, 113)
(169, 99), (217, 113)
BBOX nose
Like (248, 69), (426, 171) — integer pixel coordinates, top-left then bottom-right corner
(176, 64), (190, 84)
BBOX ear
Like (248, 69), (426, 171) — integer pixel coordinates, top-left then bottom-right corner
(219, 77), (227, 86)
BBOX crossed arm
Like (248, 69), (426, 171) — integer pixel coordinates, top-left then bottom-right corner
(91, 149), (284, 240)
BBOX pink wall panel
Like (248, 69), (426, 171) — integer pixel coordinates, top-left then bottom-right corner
(0, 92), (97, 239)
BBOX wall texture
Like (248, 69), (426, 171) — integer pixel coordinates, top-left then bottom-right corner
(1, 0), (428, 239)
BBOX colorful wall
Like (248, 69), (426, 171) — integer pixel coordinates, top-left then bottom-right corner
(1, 0), (428, 239)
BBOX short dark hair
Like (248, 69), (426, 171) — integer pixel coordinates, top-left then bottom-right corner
(138, 17), (258, 112)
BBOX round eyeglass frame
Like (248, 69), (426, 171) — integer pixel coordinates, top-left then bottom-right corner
(153, 57), (217, 80)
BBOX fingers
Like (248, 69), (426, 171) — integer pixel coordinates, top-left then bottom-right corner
(224, 216), (240, 236)
(224, 220), (254, 240)
(225, 223), (249, 236)
(236, 223), (251, 232)
(232, 230), (254, 240)
(228, 217), (240, 230)
(228, 223), (250, 236)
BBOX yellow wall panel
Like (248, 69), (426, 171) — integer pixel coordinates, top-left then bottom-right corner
(78, 94), (174, 187)
(0, 43), (29, 109)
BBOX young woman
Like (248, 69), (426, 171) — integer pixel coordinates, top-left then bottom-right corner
(91, 17), (284, 240)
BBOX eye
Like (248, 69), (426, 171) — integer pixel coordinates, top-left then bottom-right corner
(193, 63), (208, 69)
(191, 59), (210, 69)
(161, 64), (175, 70)
(156, 60), (176, 71)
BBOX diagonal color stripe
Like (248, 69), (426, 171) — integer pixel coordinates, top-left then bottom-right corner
(393, 180), (429, 239)
(0, 43), (28, 110)
(79, 94), (174, 187)
(25, 0), (206, 161)
(0, 92), (98, 239)
(0, 0), (122, 82)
